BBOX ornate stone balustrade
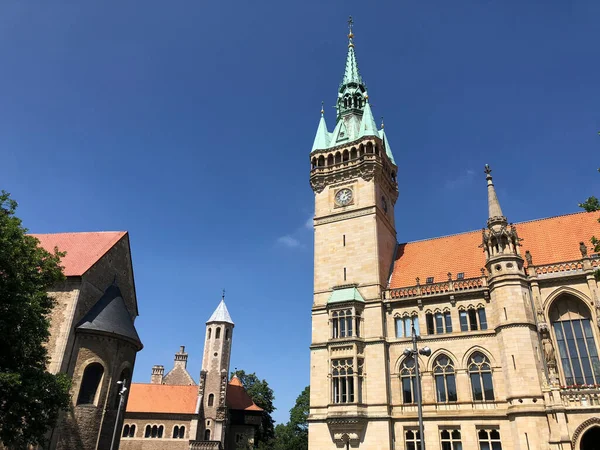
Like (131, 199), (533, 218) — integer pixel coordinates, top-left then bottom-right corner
(189, 441), (222, 450)
(532, 260), (585, 276)
(386, 276), (486, 300)
(560, 388), (600, 408)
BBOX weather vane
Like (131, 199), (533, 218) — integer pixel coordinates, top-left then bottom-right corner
(222, 288), (225, 300)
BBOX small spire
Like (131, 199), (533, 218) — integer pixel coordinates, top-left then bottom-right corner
(341, 18), (363, 86)
(484, 164), (507, 228)
(348, 16), (354, 47)
(321, 101), (324, 115)
(380, 116), (384, 129)
(222, 288), (225, 301)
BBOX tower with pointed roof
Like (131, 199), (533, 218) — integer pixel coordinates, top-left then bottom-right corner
(308, 17), (399, 449)
(193, 296), (235, 447)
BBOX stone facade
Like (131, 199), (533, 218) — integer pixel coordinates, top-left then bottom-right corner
(307, 25), (600, 450)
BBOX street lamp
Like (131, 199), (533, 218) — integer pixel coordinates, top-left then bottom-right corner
(403, 326), (431, 450)
(110, 379), (128, 450)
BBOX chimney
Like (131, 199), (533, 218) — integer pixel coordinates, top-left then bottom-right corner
(174, 345), (188, 369)
(151, 365), (164, 384)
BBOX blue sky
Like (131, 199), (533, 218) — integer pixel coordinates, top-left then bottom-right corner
(1, 1), (599, 424)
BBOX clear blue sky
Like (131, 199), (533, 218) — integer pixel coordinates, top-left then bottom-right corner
(1, 1), (598, 424)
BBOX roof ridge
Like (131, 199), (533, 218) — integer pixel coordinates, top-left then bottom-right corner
(30, 231), (127, 235)
(401, 210), (591, 245)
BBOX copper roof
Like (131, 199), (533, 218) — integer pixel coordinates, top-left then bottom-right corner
(31, 231), (126, 276)
(389, 211), (600, 289)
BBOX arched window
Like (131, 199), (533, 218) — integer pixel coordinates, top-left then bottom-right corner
(400, 356), (417, 404)
(122, 424), (130, 438)
(331, 358), (356, 403)
(350, 148), (357, 159)
(332, 309), (360, 338)
(225, 329), (230, 340)
(326, 154), (333, 166)
(468, 352), (494, 401)
(433, 355), (457, 402)
(335, 152), (342, 164)
(157, 425), (163, 438)
(318, 155), (325, 167)
(173, 426), (179, 438)
(151, 425), (158, 438)
(208, 393), (214, 406)
(145, 425), (151, 438)
(178, 425), (185, 439)
(77, 362), (104, 405)
(342, 150), (349, 162)
(216, 327), (221, 339)
(208, 328), (212, 339)
(551, 296), (600, 385)
(311, 157), (317, 169)
(128, 424), (136, 438)
(204, 429), (211, 440)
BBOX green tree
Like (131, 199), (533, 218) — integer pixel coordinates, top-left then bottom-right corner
(231, 369), (276, 447)
(579, 166), (600, 280)
(271, 386), (309, 450)
(0, 191), (71, 448)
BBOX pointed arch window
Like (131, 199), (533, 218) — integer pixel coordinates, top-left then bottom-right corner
(468, 352), (494, 401)
(400, 356), (417, 404)
(551, 296), (600, 386)
(215, 327), (221, 339)
(433, 355), (457, 402)
(77, 362), (104, 405)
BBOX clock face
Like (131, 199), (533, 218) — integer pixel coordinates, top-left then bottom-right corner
(335, 188), (353, 206)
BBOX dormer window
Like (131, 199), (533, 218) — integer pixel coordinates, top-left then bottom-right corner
(457, 272), (465, 280)
(426, 277), (434, 284)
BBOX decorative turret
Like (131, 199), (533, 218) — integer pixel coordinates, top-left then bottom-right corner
(481, 165), (523, 265)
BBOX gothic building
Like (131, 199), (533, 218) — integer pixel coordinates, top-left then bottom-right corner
(308, 22), (600, 450)
(34, 232), (143, 450)
(120, 299), (263, 450)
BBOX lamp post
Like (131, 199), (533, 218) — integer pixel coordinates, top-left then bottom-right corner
(403, 326), (431, 450)
(110, 379), (128, 450)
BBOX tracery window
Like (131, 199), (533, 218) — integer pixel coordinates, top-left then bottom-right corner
(478, 428), (502, 450)
(459, 307), (487, 331)
(400, 356), (417, 404)
(440, 429), (462, 450)
(426, 311), (452, 335)
(405, 430), (421, 450)
(77, 362), (104, 405)
(395, 315), (419, 338)
(468, 352), (494, 401)
(332, 358), (362, 403)
(331, 308), (361, 338)
(433, 355), (457, 402)
(551, 296), (600, 385)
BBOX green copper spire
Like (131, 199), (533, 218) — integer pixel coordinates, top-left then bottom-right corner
(341, 17), (363, 86)
(359, 98), (378, 138)
(336, 17), (367, 120)
(379, 118), (396, 164)
(311, 103), (331, 152)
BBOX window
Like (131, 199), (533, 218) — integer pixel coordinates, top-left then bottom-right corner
(204, 429), (211, 440)
(332, 309), (360, 338)
(405, 430), (421, 450)
(145, 425), (151, 438)
(426, 276), (434, 284)
(173, 425), (185, 439)
(147, 425), (162, 438)
(208, 328), (212, 339)
(208, 393), (214, 407)
(469, 352), (494, 401)
(77, 363), (104, 405)
(122, 424), (136, 438)
(441, 429), (462, 450)
(332, 358), (362, 403)
(400, 356), (417, 404)
(478, 429), (502, 450)
(225, 329), (230, 340)
(457, 272), (465, 279)
(551, 296), (600, 386)
(157, 426), (163, 438)
(216, 327), (221, 339)
(433, 355), (457, 402)
(460, 307), (487, 331)
(395, 315), (419, 338)
(426, 311), (452, 335)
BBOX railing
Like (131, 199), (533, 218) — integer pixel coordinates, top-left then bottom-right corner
(189, 441), (221, 450)
(533, 260), (584, 276)
(386, 276), (486, 299)
(310, 154), (379, 174)
(560, 387), (600, 408)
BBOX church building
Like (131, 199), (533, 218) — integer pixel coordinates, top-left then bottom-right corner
(308, 20), (600, 450)
(120, 298), (263, 450)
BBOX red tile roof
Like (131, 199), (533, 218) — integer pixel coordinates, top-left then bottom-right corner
(125, 378), (263, 414)
(126, 384), (198, 414)
(30, 232), (126, 276)
(389, 211), (600, 289)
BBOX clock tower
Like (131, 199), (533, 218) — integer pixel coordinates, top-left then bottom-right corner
(308, 18), (398, 450)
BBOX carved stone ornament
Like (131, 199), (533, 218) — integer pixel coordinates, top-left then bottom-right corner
(580, 241), (588, 258)
(525, 250), (533, 265)
(327, 417), (366, 447)
(216, 406), (226, 420)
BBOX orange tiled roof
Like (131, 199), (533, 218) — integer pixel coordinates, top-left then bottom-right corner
(125, 378), (263, 414)
(389, 211), (600, 289)
(30, 232), (126, 276)
(126, 384), (198, 414)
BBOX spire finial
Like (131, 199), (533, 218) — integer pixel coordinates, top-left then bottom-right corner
(347, 16), (354, 47)
(321, 101), (324, 115)
(484, 164), (507, 227)
(221, 288), (225, 301)
(380, 116), (384, 129)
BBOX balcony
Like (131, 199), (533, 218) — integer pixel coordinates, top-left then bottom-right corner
(560, 387), (600, 408)
(189, 441), (221, 450)
(385, 276), (487, 301)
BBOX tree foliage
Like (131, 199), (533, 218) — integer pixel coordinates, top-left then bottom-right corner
(271, 386), (309, 450)
(231, 369), (276, 446)
(579, 166), (600, 280)
(0, 191), (71, 448)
